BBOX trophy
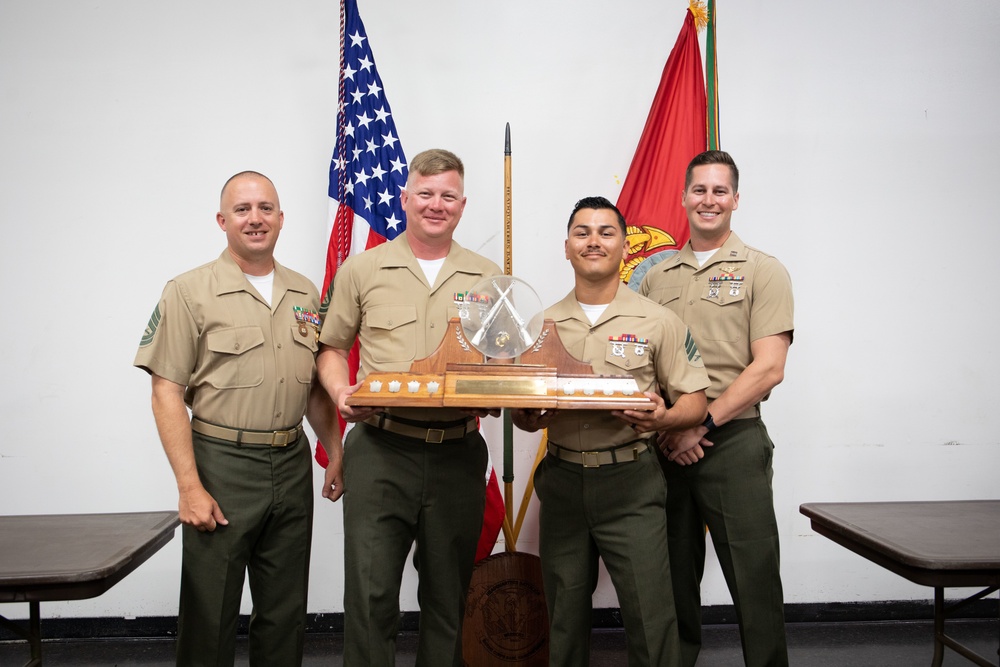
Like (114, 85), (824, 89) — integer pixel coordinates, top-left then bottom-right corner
(346, 274), (654, 411)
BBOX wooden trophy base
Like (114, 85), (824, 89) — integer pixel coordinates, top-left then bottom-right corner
(346, 318), (655, 411)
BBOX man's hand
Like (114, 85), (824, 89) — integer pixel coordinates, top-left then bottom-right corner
(335, 381), (380, 423)
(512, 408), (558, 433)
(461, 407), (501, 419)
(658, 426), (714, 466)
(321, 456), (345, 502)
(612, 391), (668, 433)
(179, 485), (228, 532)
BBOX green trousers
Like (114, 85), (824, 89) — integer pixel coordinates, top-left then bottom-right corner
(535, 447), (681, 667)
(177, 431), (313, 667)
(342, 422), (488, 667)
(658, 418), (788, 667)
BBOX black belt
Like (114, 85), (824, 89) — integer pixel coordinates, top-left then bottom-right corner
(191, 418), (303, 447)
(547, 439), (649, 467)
(363, 412), (477, 443)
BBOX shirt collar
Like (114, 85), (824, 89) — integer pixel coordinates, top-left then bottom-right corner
(548, 282), (646, 326)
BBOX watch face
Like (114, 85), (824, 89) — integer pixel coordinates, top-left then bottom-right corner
(460, 275), (544, 359)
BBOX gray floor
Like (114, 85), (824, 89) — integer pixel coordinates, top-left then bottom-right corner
(0, 620), (997, 666)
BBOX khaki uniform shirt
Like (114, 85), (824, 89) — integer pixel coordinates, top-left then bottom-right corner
(134, 250), (321, 431)
(319, 232), (501, 421)
(545, 282), (710, 451)
(639, 232), (793, 417)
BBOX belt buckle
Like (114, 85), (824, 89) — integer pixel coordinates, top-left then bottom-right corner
(581, 451), (601, 468)
(425, 428), (445, 444)
(271, 429), (292, 447)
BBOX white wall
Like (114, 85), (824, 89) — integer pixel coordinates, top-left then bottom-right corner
(1, 0), (998, 620)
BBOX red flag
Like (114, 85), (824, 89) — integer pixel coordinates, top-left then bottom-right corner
(476, 448), (505, 562)
(618, 6), (708, 288)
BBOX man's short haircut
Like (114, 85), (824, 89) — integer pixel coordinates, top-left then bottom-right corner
(566, 196), (627, 235)
(407, 149), (464, 183)
(684, 150), (739, 193)
(220, 170), (276, 205)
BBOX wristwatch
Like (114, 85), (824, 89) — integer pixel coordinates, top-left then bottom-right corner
(702, 412), (716, 432)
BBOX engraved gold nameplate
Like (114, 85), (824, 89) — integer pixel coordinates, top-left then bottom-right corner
(454, 380), (549, 395)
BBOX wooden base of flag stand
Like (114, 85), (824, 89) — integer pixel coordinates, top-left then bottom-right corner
(462, 552), (548, 666)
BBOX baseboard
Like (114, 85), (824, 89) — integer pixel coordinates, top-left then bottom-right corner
(1, 599), (996, 642)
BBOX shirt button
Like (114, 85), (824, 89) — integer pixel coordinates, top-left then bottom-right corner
(688, 300), (694, 305)
(279, 378), (285, 384)
(430, 322), (435, 329)
(234, 343), (240, 350)
(277, 343), (282, 349)
(275, 412), (282, 419)
(583, 423), (590, 429)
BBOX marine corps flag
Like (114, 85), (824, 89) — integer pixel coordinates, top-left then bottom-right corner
(618, 1), (714, 288)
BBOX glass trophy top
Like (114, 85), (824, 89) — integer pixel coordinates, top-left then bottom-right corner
(458, 275), (545, 359)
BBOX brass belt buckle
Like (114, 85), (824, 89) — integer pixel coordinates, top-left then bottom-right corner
(581, 451), (601, 468)
(426, 428), (445, 444)
(271, 430), (292, 447)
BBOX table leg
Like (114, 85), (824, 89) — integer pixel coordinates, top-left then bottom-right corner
(28, 600), (41, 666)
(932, 587), (945, 667)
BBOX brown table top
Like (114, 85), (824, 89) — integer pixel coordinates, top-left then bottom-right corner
(0, 511), (179, 602)
(800, 500), (1000, 587)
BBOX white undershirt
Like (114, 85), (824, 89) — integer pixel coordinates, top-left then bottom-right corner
(577, 302), (609, 325)
(244, 271), (274, 306)
(416, 257), (446, 288)
(693, 249), (717, 268)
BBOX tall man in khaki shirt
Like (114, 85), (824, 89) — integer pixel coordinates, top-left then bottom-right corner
(514, 196), (709, 666)
(317, 149), (501, 666)
(135, 172), (341, 666)
(640, 151), (794, 667)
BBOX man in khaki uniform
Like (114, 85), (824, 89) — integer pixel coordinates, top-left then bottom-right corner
(513, 196), (709, 667)
(639, 151), (794, 667)
(134, 171), (341, 666)
(317, 149), (501, 666)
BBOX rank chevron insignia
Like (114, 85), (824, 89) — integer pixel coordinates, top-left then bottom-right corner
(684, 329), (703, 365)
(140, 304), (161, 347)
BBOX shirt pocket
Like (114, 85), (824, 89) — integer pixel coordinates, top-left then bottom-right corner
(650, 285), (683, 307)
(699, 286), (747, 342)
(290, 324), (319, 383)
(604, 339), (653, 376)
(364, 304), (417, 363)
(205, 326), (265, 389)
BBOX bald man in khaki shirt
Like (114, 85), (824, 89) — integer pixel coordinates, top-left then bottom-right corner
(135, 171), (340, 667)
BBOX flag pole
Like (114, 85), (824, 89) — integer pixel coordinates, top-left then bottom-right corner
(501, 123), (517, 550)
(706, 0), (720, 149)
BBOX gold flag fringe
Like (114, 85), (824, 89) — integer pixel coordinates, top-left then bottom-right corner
(689, 0), (709, 31)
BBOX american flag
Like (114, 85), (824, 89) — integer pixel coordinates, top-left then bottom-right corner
(316, 0), (406, 466)
(324, 0), (408, 286)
